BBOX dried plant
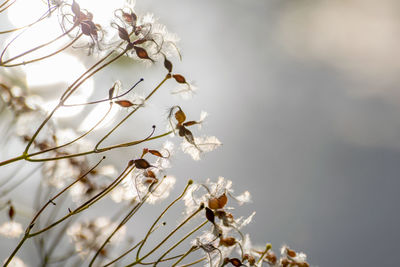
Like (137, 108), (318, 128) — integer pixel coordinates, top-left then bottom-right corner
(0, 1), (308, 266)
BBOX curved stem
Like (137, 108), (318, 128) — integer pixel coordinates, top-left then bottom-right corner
(3, 235), (28, 267)
(136, 180), (193, 260)
(27, 161), (133, 238)
(1, 25), (77, 66)
(62, 78), (143, 107)
(25, 131), (172, 162)
(127, 204), (204, 266)
(0, 0), (15, 13)
(89, 185), (154, 266)
(26, 102), (114, 158)
(0, 163), (42, 197)
(0, 2), (56, 34)
(178, 257), (207, 267)
(171, 246), (198, 267)
(90, 175), (172, 266)
(0, 154), (26, 167)
(1, 33), (83, 67)
(23, 46), (127, 155)
(102, 222), (165, 267)
(94, 74), (171, 151)
(155, 220), (208, 266)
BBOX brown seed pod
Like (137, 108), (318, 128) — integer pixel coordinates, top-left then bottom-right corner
(71, 0), (80, 16)
(205, 207), (215, 224)
(134, 46), (152, 61)
(208, 198), (220, 210)
(134, 159), (152, 169)
(183, 120), (198, 127)
(144, 169), (156, 179)
(115, 100), (134, 107)
(229, 258), (242, 267)
(148, 150), (162, 157)
(220, 237), (236, 247)
(108, 85), (115, 100)
(174, 109), (186, 124)
(8, 205), (15, 220)
(122, 11), (137, 26)
(117, 26), (130, 42)
(265, 252), (277, 264)
(287, 248), (296, 258)
(172, 74), (186, 84)
(81, 20), (96, 37)
(217, 193), (228, 208)
(164, 57), (173, 73)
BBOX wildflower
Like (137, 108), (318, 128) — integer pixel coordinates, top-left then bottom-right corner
(111, 142), (174, 204)
(181, 135), (221, 160)
(186, 178), (256, 267)
(184, 176), (250, 214)
(279, 245), (309, 267)
(171, 80), (198, 99)
(0, 221), (23, 238)
(133, 12), (180, 61)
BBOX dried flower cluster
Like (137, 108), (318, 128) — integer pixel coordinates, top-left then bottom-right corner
(0, 0), (308, 266)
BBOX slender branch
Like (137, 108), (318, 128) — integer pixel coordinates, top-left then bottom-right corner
(136, 180), (193, 260)
(94, 74), (171, 151)
(62, 78), (144, 107)
(0, 2), (56, 34)
(26, 102), (114, 157)
(0, 0), (14, 13)
(28, 157), (106, 230)
(102, 222), (166, 267)
(178, 257), (207, 267)
(127, 203), (205, 266)
(3, 235), (29, 267)
(154, 220), (208, 266)
(171, 246), (198, 267)
(0, 25), (77, 66)
(1, 33), (83, 67)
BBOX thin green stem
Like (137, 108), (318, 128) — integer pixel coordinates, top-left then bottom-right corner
(3, 235), (28, 267)
(28, 162), (133, 237)
(0, 25), (77, 66)
(62, 78), (143, 107)
(178, 257), (207, 267)
(0, 0), (14, 13)
(28, 157), (105, 228)
(102, 222), (165, 267)
(23, 45), (125, 155)
(26, 102), (114, 157)
(89, 191), (149, 266)
(127, 203), (204, 266)
(1, 33), (82, 67)
(0, 154), (26, 167)
(94, 74), (171, 151)
(25, 131), (172, 162)
(155, 220), (208, 266)
(171, 246), (198, 267)
(136, 180), (193, 260)
(139, 254), (188, 265)
(0, 3), (56, 34)
(0, 164), (42, 197)
(90, 175), (171, 266)
(256, 244), (272, 265)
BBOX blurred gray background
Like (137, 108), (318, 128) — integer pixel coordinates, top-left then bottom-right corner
(138, 0), (400, 266)
(2, 0), (400, 266)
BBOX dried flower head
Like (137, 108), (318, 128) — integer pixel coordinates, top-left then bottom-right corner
(67, 217), (126, 257)
(0, 221), (23, 239)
